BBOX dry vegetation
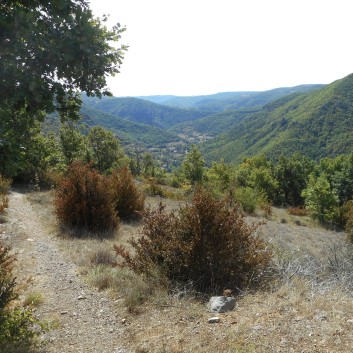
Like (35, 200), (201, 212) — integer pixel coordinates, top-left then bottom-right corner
(21, 185), (353, 352)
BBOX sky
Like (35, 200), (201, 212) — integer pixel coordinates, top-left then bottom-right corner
(88, 0), (353, 97)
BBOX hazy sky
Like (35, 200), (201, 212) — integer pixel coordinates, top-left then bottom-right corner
(89, 0), (353, 97)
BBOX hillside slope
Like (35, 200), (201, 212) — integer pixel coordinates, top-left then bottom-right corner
(202, 74), (353, 163)
(80, 106), (183, 147)
(81, 96), (211, 129)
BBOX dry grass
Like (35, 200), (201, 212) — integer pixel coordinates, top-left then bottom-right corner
(25, 189), (353, 352)
(23, 292), (44, 307)
(118, 280), (353, 353)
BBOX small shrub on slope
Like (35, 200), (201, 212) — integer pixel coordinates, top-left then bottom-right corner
(54, 162), (119, 234)
(345, 200), (353, 243)
(0, 244), (43, 352)
(115, 188), (272, 293)
(0, 244), (17, 309)
(110, 166), (144, 221)
(0, 175), (11, 214)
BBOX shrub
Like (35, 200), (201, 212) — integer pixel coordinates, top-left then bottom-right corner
(345, 200), (353, 243)
(0, 243), (43, 352)
(0, 175), (12, 195)
(115, 188), (272, 293)
(233, 187), (259, 214)
(0, 244), (17, 309)
(0, 196), (9, 214)
(110, 166), (145, 221)
(287, 207), (309, 216)
(54, 162), (119, 233)
(144, 178), (165, 197)
(0, 175), (11, 214)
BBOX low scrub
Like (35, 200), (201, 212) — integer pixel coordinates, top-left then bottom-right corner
(233, 187), (268, 214)
(345, 200), (353, 243)
(287, 207), (308, 216)
(0, 175), (11, 214)
(0, 175), (11, 195)
(110, 166), (145, 221)
(54, 162), (119, 234)
(115, 188), (272, 294)
(0, 243), (43, 352)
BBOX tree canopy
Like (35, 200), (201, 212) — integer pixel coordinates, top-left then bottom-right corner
(0, 0), (127, 178)
(0, 0), (127, 119)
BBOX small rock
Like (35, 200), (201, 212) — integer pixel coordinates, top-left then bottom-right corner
(314, 312), (327, 321)
(77, 295), (87, 300)
(121, 318), (126, 324)
(208, 296), (236, 313)
(208, 317), (220, 324)
(347, 319), (353, 323)
(61, 311), (68, 315)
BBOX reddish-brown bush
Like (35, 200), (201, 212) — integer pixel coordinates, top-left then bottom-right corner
(110, 166), (144, 221)
(287, 207), (309, 216)
(345, 200), (353, 243)
(54, 162), (119, 233)
(114, 188), (272, 293)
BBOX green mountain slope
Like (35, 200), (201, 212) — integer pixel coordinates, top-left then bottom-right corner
(81, 96), (211, 129)
(170, 108), (261, 137)
(202, 74), (353, 163)
(80, 106), (182, 147)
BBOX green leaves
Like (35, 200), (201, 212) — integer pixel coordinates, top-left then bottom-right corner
(301, 174), (339, 223)
(1, 0), (127, 118)
(181, 145), (205, 185)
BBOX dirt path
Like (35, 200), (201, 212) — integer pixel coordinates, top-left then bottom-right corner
(3, 190), (129, 353)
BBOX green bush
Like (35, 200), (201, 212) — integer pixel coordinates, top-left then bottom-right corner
(54, 162), (119, 233)
(0, 244), (17, 309)
(144, 178), (165, 197)
(110, 166), (145, 221)
(233, 187), (258, 214)
(0, 244), (43, 352)
(115, 188), (272, 293)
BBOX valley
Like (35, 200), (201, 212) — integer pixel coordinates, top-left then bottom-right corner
(76, 74), (353, 168)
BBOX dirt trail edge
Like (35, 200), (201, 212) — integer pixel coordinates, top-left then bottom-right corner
(5, 190), (128, 353)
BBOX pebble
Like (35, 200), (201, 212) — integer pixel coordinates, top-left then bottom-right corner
(208, 317), (220, 324)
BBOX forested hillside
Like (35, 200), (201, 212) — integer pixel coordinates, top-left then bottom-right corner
(202, 74), (353, 163)
(80, 106), (182, 147)
(81, 95), (211, 129)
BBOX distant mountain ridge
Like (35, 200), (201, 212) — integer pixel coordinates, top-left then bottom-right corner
(137, 85), (324, 112)
(201, 74), (353, 163)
